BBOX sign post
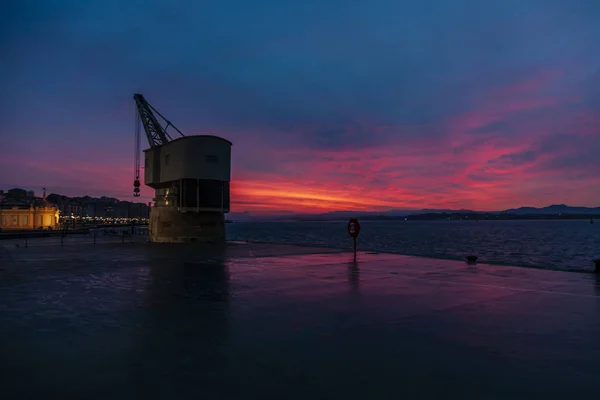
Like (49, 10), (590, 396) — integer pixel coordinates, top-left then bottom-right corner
(347, 218), (361, 261)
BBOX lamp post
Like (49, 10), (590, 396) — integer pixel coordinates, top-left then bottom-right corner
(0, 194), (3, 230)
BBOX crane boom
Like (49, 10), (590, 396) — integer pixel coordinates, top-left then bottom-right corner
(133, 93), (184, 147)
(132, 93), (185, 196)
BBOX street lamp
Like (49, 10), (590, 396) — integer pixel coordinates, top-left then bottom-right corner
(0, 194), (3, 230)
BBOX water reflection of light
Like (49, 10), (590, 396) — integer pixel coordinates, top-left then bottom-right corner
(347, 260), (360, 289)
(127, 252), (232, 385)
(134, 266), (150, 294)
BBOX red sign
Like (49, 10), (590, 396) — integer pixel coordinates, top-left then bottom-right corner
(347, 218), (361, 238)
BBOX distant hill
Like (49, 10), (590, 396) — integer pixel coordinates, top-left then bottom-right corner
(502, 204), (600, 215)
(314, 208), (475, 219)
(312, 205), (600, 219)
(228, 204), (600, 221)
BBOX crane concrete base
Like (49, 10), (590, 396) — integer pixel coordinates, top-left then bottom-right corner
(148, 206), (225, 243)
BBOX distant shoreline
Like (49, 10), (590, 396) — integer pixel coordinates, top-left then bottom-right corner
(248, 213), (600, 222)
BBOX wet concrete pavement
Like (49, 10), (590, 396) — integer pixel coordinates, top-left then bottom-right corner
(1, 239), (600, 399)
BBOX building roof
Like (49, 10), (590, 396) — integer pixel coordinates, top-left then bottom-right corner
(0, 200), (31, 209)
(143, 134), (233, 152)
(0, 198), (57, 209)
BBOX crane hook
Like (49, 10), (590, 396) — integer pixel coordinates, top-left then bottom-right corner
(133, 105), (142, 197)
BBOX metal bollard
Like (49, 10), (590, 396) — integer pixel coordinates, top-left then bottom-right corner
(93, 232), (97, 244)
(61, 235), (64, 247)
(25, 238), (28, 248)
(121, 232), (125, 244)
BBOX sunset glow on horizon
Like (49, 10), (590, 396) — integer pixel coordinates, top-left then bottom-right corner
(2, 0), (599, 214)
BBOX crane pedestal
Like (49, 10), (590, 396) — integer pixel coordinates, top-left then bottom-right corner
(149, 205), (225, 243)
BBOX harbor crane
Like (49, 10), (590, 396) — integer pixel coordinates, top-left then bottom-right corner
(131, 92), (232, 243)
(132, 94), (184, 197)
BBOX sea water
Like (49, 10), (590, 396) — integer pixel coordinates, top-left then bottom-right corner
(227, 219), (600, 271)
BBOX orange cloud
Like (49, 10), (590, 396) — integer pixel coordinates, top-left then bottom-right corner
(227, 73), (599, 213)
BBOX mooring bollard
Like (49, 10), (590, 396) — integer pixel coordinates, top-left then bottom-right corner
(466, 255), (478, 264)
(593, 259), (600, 273)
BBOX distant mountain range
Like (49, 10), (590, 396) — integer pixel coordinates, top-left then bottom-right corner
(228, 204), (600, 221)
(501, 204), (600, 215)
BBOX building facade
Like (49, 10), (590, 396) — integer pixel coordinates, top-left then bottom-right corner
(0, 194), (60, 231)
(0, 204), (60, 230)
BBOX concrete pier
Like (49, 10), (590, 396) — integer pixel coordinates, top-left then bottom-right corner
(148, 206), (225, 243)
(2, 239), (600, 398)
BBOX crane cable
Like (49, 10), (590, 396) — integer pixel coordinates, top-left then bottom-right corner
(133, 108), (141, 196)
(134, 109), (140, 180)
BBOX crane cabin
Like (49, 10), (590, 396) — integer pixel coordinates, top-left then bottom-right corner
(143, 135), (231, 212)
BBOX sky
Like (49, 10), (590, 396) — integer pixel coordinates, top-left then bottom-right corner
(1, 0), (599, 214)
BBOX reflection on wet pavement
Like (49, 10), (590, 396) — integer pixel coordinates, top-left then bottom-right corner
(1, 240), (600, 399)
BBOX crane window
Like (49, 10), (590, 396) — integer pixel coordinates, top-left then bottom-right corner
(164, 154), (170, 166)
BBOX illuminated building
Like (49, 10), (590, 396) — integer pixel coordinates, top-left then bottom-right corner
(0, 189), (60, 230)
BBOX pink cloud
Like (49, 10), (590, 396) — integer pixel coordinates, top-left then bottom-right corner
(2, 70), (598, 213)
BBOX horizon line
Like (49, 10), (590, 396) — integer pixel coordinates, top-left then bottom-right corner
(1, 185), (599, 214)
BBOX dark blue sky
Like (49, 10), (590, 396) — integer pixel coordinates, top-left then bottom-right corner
(1, 0), (599, 212)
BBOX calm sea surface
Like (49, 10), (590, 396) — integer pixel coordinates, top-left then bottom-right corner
(227, 219), (600, 271)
